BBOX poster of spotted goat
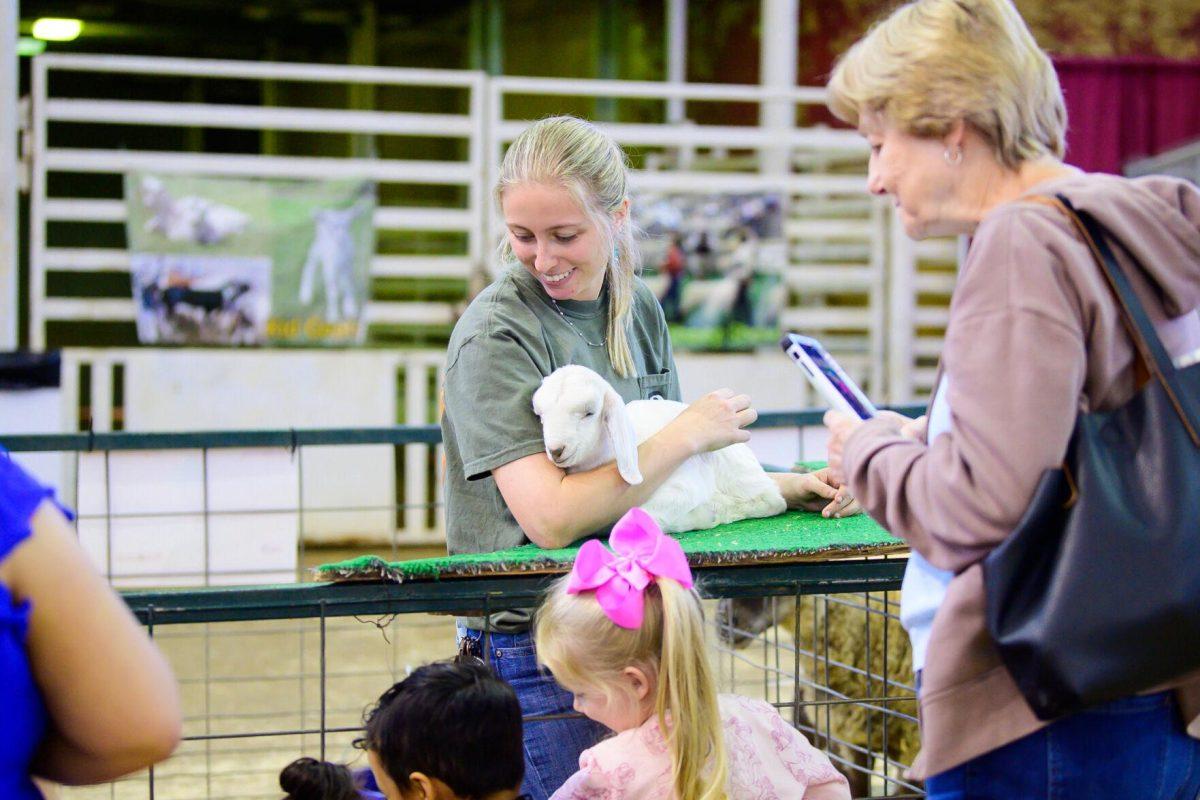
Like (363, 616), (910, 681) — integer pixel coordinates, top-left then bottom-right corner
(125, 174), (376, 346)
(633, 192), (786, 351)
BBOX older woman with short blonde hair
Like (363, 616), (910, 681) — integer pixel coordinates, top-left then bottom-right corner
(821, 0), (1200, 797)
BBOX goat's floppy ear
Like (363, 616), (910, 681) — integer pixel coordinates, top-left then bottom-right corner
(603, 387), (642, 485)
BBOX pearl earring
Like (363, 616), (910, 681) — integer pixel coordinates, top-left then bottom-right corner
(943, 147), (963, 166)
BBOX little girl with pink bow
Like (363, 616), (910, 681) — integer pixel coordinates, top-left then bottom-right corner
(535, 508), (851, 800)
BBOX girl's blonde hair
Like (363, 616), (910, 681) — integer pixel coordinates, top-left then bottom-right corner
(535, 576), (728, 800)
(827, 0), (1066, 170)
(496, 115), (640, 378)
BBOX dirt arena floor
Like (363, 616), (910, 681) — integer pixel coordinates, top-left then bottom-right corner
(55, 546), (800, 800)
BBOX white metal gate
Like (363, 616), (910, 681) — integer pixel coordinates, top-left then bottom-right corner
(24, 53), (958, 419)
(27, 53), (488, 350)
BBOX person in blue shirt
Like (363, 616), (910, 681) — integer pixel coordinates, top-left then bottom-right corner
(0, 450), (180, 797)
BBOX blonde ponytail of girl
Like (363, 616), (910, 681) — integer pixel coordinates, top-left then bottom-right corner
(496, 115), (640, 378)
(657, 578), (728, 800)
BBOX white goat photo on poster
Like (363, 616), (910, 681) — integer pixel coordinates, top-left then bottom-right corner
(138, 175), (250, 246)
(298, 192), (374, 324)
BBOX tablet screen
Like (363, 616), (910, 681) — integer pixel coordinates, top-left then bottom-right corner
(797, 340), (875, 420)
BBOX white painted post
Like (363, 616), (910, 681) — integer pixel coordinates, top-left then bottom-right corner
(403, 357), (429, 539)
(0, 0), (17, 350)
(665, 0), (686, 124)
(28, 55), (45, 351)
(887, 206), (915, 403)
(869, 197), (887, 396)
(759, 0), (798, 177)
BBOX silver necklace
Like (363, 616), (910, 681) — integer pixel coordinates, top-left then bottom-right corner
(549, 298), (606, 348)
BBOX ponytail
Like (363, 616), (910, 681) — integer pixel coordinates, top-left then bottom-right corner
(657, 579), (728, 800)
(604, 217), (638, 378)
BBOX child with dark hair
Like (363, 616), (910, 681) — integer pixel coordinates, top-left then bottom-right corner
(358, 660), (526, 800)
(279, 756), (373, 800)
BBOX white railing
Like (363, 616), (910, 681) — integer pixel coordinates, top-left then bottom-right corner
(886, 225), (963, 400)
(28, 53), (487, 349)
(24, 55), (956, 471)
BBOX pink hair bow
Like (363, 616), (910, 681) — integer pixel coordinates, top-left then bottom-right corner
(567, 507), (694, 629)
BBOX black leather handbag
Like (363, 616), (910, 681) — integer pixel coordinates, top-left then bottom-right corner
(982, 194), (1200, 721)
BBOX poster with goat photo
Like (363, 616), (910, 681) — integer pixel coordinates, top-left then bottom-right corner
(125, 174), (376, 346)
(633, 192), (787, 352)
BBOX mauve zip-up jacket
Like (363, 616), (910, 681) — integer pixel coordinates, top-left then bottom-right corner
(843, 172), (1200, 779)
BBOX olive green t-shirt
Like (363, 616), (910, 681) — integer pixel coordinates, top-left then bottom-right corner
(441, 265), (681, 632)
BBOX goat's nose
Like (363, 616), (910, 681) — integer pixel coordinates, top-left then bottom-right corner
(549, 445), (565, 461)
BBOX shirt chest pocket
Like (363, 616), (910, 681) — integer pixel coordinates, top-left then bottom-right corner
(637, 371), (673, 400)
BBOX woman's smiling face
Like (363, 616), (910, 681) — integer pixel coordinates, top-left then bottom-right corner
(501, 182), (616, 302)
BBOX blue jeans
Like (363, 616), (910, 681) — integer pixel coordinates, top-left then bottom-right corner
(926, 691), (1200, 800)
(458, 626), (606, 800)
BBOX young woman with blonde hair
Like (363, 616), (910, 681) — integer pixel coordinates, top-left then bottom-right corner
(441, 115), (854, 799)
(536, 508), (849, 800)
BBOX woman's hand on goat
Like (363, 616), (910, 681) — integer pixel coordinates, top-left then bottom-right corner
(772, 469), (862, 518)
(669, 389), (756, 455)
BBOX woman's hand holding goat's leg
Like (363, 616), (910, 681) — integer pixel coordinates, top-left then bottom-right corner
(668, 389), (757, 455)
(771, 469), (862, 518)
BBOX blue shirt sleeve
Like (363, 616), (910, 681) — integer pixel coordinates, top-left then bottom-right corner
(0, 451), (73, 564)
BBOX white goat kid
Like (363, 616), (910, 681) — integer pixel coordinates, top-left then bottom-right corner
(531, 365), (786, 534)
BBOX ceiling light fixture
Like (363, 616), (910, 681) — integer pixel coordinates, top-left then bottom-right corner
(32, 17), (84, 42)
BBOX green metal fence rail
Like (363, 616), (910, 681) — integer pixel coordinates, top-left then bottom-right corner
(0, 403), (926, 453)
(0, 425), (443, 452)
(123, 559), (907, 625)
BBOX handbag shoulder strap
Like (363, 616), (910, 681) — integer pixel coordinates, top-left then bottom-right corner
(1028, 194), (1200, 446)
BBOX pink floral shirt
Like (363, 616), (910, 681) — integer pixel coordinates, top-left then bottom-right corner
(549, 694), (850, 800)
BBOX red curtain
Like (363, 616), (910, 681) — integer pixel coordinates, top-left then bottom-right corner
(1055, 57), (1200, 175)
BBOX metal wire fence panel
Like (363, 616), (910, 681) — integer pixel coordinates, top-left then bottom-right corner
(51, 563), (919, 800)
(1, 423), (924, 798)
(713, 591), (922, 798)
(22, 54), (969, 403)
(63, 611), (458, 800)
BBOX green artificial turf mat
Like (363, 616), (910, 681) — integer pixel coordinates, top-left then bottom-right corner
(317, 508), (904, 584)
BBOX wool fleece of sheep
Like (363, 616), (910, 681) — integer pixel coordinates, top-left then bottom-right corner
(532, 364), (786, 533)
